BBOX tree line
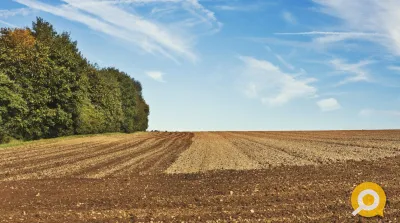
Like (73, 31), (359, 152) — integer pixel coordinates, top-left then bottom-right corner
(0, 18), (149, 143)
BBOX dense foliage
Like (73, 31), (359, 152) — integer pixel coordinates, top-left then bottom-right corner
(0, 18), (149, 143)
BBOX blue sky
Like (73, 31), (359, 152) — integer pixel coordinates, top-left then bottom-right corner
(1, 0), (400, 131)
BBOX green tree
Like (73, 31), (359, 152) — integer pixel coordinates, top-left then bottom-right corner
(0, 73), (28, 143)
(0, 18), (149, 143)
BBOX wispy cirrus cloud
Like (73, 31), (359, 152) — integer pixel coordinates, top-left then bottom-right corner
(388, 66), (400, 73)
(213, 0), (272, 12)
(14, 0), (221, 62)
(0, 20), (17, 28)
(0, 7), (32, 28)
(239, 56), (317, 106)
(329, 59), (374, 85)
(0, 8), (31, 18)
(275, 54), (295, 71)
(275, 31), (385, 44)
(311, 0), (400, 56)
(214, 5), (241, 11)
(214, 5), (258, 12)
(269, 0), (400, 61)
(264, 46), (296, 71)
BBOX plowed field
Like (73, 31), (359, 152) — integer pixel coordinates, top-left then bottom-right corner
(1, 130), (399, 222)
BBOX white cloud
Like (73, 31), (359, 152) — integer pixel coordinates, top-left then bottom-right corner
(388, 66), (400, 72)
(359, 109), (400, 117)
(329, 59), (373, 85)
(214, 5), (239, 11)
(311, 0), (400, 56)
(263, 46), (295, 71)
(275, 31), (385, 45)
(244, 82), (257, 98)
(213, 1), (272, 12)
(146, 71), (165, 82)
(252, 37), (313, 50)
(317, 98), (341, 111)
(0, 8), (31, 18)
(14, 0), (221, 62)
(275, 54), (295, 70)
(0, 20), (17, 28)
(239, 56), (317, 106)
(214, 5), (258, 12)
(282, 11), (296, 24)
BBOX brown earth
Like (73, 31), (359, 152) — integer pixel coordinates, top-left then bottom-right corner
(0, 130), (399, 222)
(167, 131), (400, 173)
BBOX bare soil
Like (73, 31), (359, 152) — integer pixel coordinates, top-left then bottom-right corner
(167, 131), (400, 173)
(1, 130), (399, 222)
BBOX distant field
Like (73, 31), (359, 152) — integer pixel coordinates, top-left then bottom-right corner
(167, 131), (400, 173)
(1, 130), (400, 222)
